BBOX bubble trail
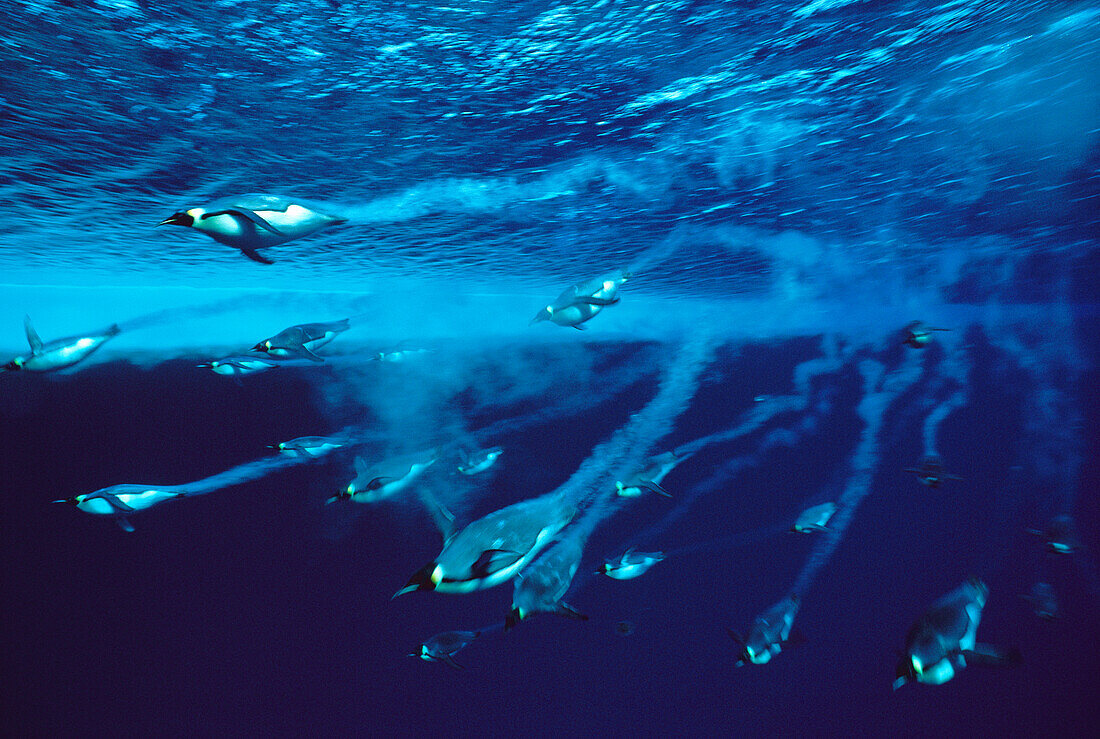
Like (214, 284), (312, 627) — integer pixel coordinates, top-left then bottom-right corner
(788, 352), (924, 597)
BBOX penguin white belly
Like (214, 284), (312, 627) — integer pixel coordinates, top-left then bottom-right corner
(78, 498), (116, 516)
(255, 205), (333, 238)
(115, 490), (178, 511)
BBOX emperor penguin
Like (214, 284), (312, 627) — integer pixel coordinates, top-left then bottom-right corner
(269, 435), (347, 458)
(902, 321), (950, 349)
(598, 550), (665, 580)
(54, 483), (189, 532)
(615, 450), (694, 498)
(790, 502), (837, 533)
(903, 455), (962, 488)
(328, 450), (437, 504)
(894, 578), (1020, 689)
(506, 535), (589, 630)
(457, 446), (503, 476)
(1022, 581), (1059, 621)
(197, 354), (287, 377)
(531, 269), (630, 329)
(395, 493), (577, 596)
(3, 316), (120, 373)
(728, 594), (803, 666)
(250, 319), (351, 362)
(159, 194), (347, 264)
(411, 630), (480, 669)
(1028, 514), (1078, 555)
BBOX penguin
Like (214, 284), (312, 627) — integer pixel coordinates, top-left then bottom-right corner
(790, 502), (837, 533)
(395, 493), (577, 596)
(3, 316), (120, 373)
(158, 194), (347, 264)
(904, 455), (962, 488)
(269, 435), (346, 458)
(894, 578), (1020, 689)
(1022, 581), (1059, 621)
(250, 319), (351, 362)
(411, 630), (480, 669)
(328, 450), (437, 504)
(1028, 514), (1078, 555)
(530, 270), (630, 329)
(372, 347), (432, 362)
(506, 535), (589, 630)
(615, 450), (694, 498)
(197, 354), (287, 377)
(728, 595), (803, 666)
(54, 484), (188, 532)
(902, 320), (950, 349)
(457, 446), (503, 476)
(598, 550), (665, 580)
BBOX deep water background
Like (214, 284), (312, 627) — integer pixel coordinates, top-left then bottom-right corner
(2, 0), (1099, 735)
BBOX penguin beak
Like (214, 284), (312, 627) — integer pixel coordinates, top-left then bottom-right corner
(159, 212), (194, 228)
(530, 308), (551, 325)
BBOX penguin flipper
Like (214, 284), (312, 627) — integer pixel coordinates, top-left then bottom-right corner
(571, 324), (586, 331)
(23, 315), (43, 352)
(963, 644), (1021, 669)
(440, 655), (465, 669)
(239, 247), (276, 265)
(289, 345), (325, 363)
(116, 517), (135, 533)
(206, 208), (285, 236)
(556, 602), (589, 621)
(576, 296), (619, 306)
(471, 549), (523, 578)
(641, 480), (671, 497)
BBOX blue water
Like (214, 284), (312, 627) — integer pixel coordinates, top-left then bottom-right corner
(2, 0), (1098, 734)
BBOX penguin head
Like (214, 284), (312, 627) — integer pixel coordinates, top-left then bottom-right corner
(530, 307), (553, 324)
(2, 357), (23, 371)
(394, 561), (440, 597)
(159, 210), (197, 228)
(250, 340), (271, 353)
(893, 656), (916, 690)
(504, 607), (525, 631)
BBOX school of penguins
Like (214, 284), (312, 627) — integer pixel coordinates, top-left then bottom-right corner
(4, 195), (1082, 687)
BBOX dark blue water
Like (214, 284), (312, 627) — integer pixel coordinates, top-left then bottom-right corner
(2, 0), (1098, 735)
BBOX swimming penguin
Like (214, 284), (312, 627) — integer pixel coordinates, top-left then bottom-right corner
(269, 435), (346, 458)
(328, 450), (437, 504)
(411, 630), (480, 669)
(894, 578), (1020, 689)
(598, 550), (665, 580)
(904, 455), (962, 488)
(3, 316), (120, 373)
(615, 450), (694, 498)
(158, 194), (347, 264)
(1022, 581), (1059, 621)
(197, 354), (288, 377)
(395, 493), (577, 596)
(250, 319), (351, 362)
(530, 269), (630, 329)
(1028, 514), (1078, 555)
(790, 502), (837, 533)
(457, 447), (503, 476)
(902, 320), (950, 349)
(54, 484), (189, 532)
(728, 595), (803, 666)
(371, 347), (433, 362)
(506, 536), (589, 630)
